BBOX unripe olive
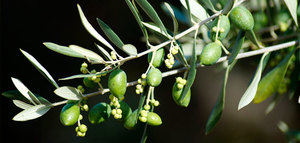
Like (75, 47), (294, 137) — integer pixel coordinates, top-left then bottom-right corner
(83, 77), (98, 89)
(119, 101), (132, 120)
(210, 15), (230, 40)
(275, 9), (291, 24)
(148, 48), (165, 67)
(124, 110), (138, 130)
(60, 101), (80, 126)
(253, 12), (268, 30)
(146, 68), (162, 87)
(229, 6), (254, 31)
(172, 82), (191, 107)
(108, 69), (127, 100)
(88, 102), (111, 124)
(199, 42), (222, 65)
(146, 112), (162, 126)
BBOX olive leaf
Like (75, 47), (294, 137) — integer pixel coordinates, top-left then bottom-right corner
(122, 44), (137, 56)
(238, 52), (270, 110)
(161, 3), (190, 25)
(135, 0), (168, 35)
(2, 90), (29, 102)
(28, 91), (41, 105)
(254, 46), (297, 103)
(222, 0), (236, 15)
(180, 0), (210, 22)
(283, 0), (298, 26)
(142, 22), (172, 39)
(288, 49), (300, 99)
(69, 45), (105, 64)
(124, 0), (148, 38)
(95, 44), (113, 61)
(205, 62), (234, 134)
(228, 31), (245, 65)
(77, 4), (115, 51)
(13, 105), (51, 121)
(246, 30), (263, 48)
(20, 49), (59, 88)
(11, 77), (38, 105)
(13, 100), (33, 110)
(199, 0), (216, 12)
(179, 37), (197, 103)
(43, 42), (85, 58)
(54, 86), (83, 100)
(163, 2), (179, 35)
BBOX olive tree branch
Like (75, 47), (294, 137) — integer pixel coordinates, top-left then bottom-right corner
(52, 40), (298, 107)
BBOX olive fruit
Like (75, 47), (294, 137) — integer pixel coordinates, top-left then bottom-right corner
(172, 82), (191, 107)
(108, 69), (127, 100)
(124, 110), (138, 130)
(275, 9), (291, 32)
(253, 12), (268, 30)
(146, 112), (162, 126)
(88, 102), (111, 124)
(83, 77), (98, 89)
(60, 101), (80, 126)
(146, 68), (162, 87)
(148, 48), (165, 67)
(119, 101), (132, 120)
(229, 6), (254, 31)
(210, 15), (230, 40)
(199, 42), (222, 65)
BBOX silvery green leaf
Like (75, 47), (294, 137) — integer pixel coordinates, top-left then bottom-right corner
(69, 45), (105, 64)
(238, 52), (269, 110)
(54, 86), (83, 100)
(180, 0), (210, 22)
(122, 44), (137, 56)
(77, 4), (115, 51)
(20, 49), (59, 88)
(163, 2), (179, 35)
(28, 91), (41, 105)
(11, 77), (37, 105)
(43, 42), (85, 58)
(13, 100), (33, 110)
(142, 22), (172, 38)
(95, 44), (113, 61)
(298, 96), (300, 104)
(283, 0), (298, 26)
(161, 3), (190, 25)
(13, 105), (51, 121)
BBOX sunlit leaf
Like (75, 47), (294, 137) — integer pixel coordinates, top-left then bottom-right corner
(122, 44), (137, 56)
(13, 105), (51, 121)
(283, 0), (298, 26)
(95, 44), (113, 61)
(54, 86), (83, 100)
(43, 42), (84, 58)
(20, 49), (59, 88)
(180, 0), (210, 22)
(254, 47), (296, 103)
(238, 52), (270, 110)
(13, 100), (33, 110)
(69, 45), (105, 64)
(11, 77), (37, 105)
(77, 4), (115, 51)
(142, 22), (172, 39)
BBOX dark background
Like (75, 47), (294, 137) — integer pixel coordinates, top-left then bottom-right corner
(0, 0), (299, 143)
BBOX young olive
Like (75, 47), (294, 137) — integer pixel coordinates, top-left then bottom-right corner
(172, 82), (191, 107)
(124, 110), (138, 130)
(229, 6), (254, 31)
(146, 68), (162, 87)
(83, 77), (98, 89)
(199, 42), (222, 65)
(146, 112), (162, 126)
(60, 101), (80, 126)
(108, 69), (127, 100)
(148, 48), (165, 67)
(88, 102), (111, 124)
(210, 15), (230, 40)
(119, 101), (132, 120)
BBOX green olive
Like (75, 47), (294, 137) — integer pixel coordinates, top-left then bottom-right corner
(148, 48), (165, 67)
(83, 77), (98, 89)
(119, 101), (132, 120)
(146, 112), (162, 126)
(229, 6), (254, 31)
(253, 12), (268, 30)
(199, 42), (222, 65)
(275, 9), (291, 32)
(108, 69), (127, 100)
(88, 102), (111, 124)
(210, 15), (230, 40)
(172, 82), (191, 107)
(124, 110), (138, 130)
(146, 68), (162, 87)
(60, 101), (80, 126)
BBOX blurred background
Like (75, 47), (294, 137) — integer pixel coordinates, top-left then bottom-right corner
(0, 0), (299, 142)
